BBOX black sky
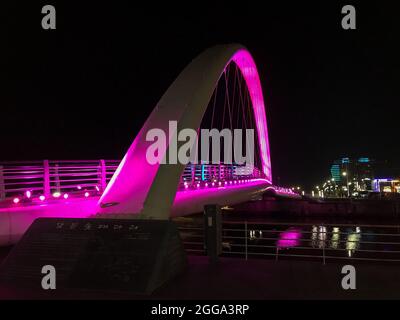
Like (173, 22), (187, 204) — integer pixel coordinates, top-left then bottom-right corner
(2, 2), (400, 189)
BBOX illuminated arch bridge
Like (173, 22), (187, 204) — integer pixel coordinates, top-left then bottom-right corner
(98, 43), (276, 219)
(0, 44), (299, 244)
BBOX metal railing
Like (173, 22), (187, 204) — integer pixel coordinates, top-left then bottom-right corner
(180, 164), (263, 184)
(0, 160), (120, 201)
(177, 220), (400, 263)
(0, 160), (271, 202)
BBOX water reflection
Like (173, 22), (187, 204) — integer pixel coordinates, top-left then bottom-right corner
(311, 225), (327, 248)
(248, 224), (363, 258)
(330, 227), (340, 249)
(310, 225), (362, 256)
(346, 227), (361, 257)
(249, 230), (263, 240)
(277, 228), (301, 248)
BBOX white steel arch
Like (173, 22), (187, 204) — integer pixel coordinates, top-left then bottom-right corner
(97, 44), (272, 219)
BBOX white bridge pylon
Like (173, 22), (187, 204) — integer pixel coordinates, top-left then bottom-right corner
(97, 44), (272, 219)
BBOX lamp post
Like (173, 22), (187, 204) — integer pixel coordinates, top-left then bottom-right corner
(343, 171), (350, 197)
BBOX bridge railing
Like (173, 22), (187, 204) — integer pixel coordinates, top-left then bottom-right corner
(0, 160), (120, 201)
(0, 160), (268, 203)
(176, 220), (400, 263)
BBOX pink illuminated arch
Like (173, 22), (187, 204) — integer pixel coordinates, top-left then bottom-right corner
(97, 44), (272, 219)
(231, 50), (271, 179)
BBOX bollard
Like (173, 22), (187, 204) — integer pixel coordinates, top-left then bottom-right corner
(204, 204), (222, 263)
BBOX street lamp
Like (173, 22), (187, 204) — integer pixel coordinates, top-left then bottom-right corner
(342, 171), (350, 197)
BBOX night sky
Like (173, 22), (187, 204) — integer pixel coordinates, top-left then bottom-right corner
(2, 2), (400, 189)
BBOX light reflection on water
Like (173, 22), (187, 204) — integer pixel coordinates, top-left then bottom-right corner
(243, 224), (366, 258)
(277, 228), (301, 248)
(274, 225), (362, 256)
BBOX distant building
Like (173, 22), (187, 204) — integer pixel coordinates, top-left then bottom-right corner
(329, 157), (375, 196)
(318, 158), (399, 198)
(373, 178), (400, 193)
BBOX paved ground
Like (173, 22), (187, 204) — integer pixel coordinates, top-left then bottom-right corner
(1, 244), (399, 300)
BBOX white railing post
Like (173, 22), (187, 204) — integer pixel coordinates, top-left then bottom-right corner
(0, 165), (5, 200)
(54, 163), (60, 193)
(100, 159), (107, 191)
(43, 160), (50, 197)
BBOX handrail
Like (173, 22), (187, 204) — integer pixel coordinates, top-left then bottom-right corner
(0, 160), (286, 202)
(0, 160), (118, 201)
(175, 220), (400, 264)
(222, 220), (400, 229)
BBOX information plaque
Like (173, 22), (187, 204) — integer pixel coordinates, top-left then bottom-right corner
(0, 218), (187, 294)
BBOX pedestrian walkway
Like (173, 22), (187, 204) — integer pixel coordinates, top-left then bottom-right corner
(1, 250), (399, 299)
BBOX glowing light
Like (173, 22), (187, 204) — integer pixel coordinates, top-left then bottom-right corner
(277, 228), (301, 248)
(13, 198), (20, 204)
(77, 186), (82, 190)
(95, 186), (100, 192)
(25, 190), (32, 199)
(39, 195), (45, 201)
(53, 192), (61, 198)
(84, 192), (90, 198)
(232, 49), (271, 180)
(63, 193), (69, 199)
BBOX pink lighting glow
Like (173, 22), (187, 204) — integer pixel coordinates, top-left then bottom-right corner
(25, 191), (32, 199)
(231, 49), (272, 181)
(63, 193), (69, 199)
(39, 195), (45, 201)
(277, 228), (301, 249)
(13, 198), (20, 204)
(84, 192), (90, 198)
(53, 192), (61, 198)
